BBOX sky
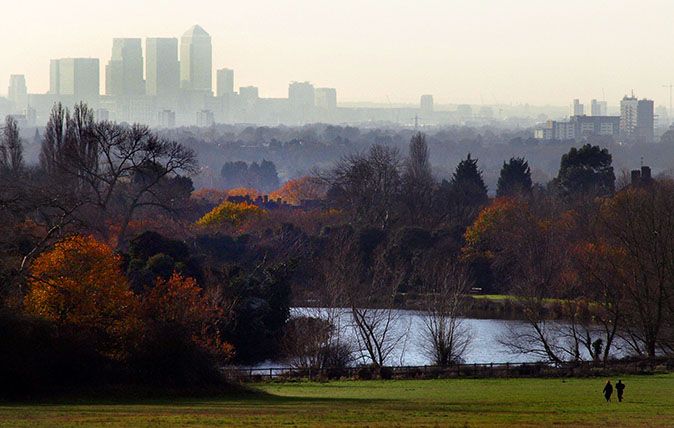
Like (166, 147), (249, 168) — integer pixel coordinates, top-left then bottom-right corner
(2, 0), (674, 106)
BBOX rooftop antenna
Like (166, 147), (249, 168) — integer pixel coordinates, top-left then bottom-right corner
(641, 156), (644, 168)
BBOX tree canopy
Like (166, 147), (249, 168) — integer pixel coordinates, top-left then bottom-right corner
(554, 144), (615, 196)
(497, 157), (532, 197)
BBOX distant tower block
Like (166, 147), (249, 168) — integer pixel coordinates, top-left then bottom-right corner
(572, 99), (584, 116)
(420, 94), (434, 115)
(216, 68), (234, 97)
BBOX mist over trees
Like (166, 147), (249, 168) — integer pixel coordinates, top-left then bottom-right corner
(4, 106), (674, 393)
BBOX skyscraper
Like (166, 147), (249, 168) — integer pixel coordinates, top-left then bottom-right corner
(572, 99), (584, 116)
(590, 99), (607, 116)
(636, 98), (654, 143)
(216, 68), (234, 97)
(145, 38), (179, 99)
(620, 95), (639, 139)
(289, 81), (315, 123)
(105, 38), (144, 96)
(180, 25), (212, 93)
(7, 74), (27, 110)
(315, 88), (337, 110)
(49, 58), (100, 103)
(420, 94), (434, 115)
(289, 82), (315, 108)
(620, 94), (654, 143)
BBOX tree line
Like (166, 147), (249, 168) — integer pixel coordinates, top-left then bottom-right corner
(2, 107), (674, 392)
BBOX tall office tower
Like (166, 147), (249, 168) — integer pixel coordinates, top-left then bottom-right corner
(180, 25), (212, 93)
(145, 38), (179, 99)
(216, 68), (234, 97)
(636, 99), (654, 143)
(289, 81), (315, 108)
(105, 38), (144, 96)
(7, 74), (27, 110)
(572, 99), (584, 116)
(420, 94), (434, 114)
(49, 58), (100, 103)
(289, 81), (315, 123)
(315, 88), (337, 110)
(590, 99), (608, 116)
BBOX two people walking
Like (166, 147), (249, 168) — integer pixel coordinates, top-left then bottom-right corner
(603, 379), (626, 403)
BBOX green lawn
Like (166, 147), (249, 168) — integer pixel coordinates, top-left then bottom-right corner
(1, 375), (673, 427)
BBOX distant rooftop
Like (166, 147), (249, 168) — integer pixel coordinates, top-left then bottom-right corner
(183, 25), (210, 38)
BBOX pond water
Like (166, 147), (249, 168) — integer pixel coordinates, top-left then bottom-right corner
(249, 307), (628, 367)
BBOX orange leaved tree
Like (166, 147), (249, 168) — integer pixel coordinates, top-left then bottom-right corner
(141, 273), (234, 365)
(24, 235), (140, 358)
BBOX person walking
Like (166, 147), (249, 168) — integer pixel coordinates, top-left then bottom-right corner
(616, 380), (625, 402)
(603, 380), (613, 403)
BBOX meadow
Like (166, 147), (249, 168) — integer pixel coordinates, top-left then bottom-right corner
(1, 374), (673, 427)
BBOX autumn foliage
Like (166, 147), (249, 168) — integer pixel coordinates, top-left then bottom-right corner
(142, 273), (234, 362)
(269, 176), (326, 205)
(196, 200), (266, 229)
(24, 235), (140, 358)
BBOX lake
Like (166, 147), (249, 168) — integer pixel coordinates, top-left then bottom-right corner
(263, 307), (628, 367)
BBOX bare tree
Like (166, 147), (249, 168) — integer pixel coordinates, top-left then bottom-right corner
(320, 226), (408, 371)
(322, 144), (402, 230)
(468, 195), (576, 363)
(0, 115), (24, 173)
(599, 180), (674, 357)
(38, 103), (198, 246)
(418, 259), (472, 366)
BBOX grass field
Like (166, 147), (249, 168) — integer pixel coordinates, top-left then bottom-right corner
(1, 374), (673, 427)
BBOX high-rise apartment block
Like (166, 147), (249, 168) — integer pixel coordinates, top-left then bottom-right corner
(620, 94), (654, 143)
(420, 94), (434, 114)
(315, 88), (337, 110)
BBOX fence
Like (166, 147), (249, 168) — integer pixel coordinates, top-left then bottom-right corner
(222, 358), (674, 382)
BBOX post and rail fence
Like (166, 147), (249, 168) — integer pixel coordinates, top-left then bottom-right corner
(222, 357), (674, 382)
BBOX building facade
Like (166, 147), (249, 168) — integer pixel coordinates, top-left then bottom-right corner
(49, 58), (100, 104)
(105, 38), (144, 96)
(216, 68), (234, 97)
(620, 95), (654, 143)
(145, 38), (179, 106)
(180, 25), (212, 94)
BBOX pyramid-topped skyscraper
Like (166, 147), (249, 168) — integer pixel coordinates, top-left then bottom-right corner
(180, 25), (212, 94)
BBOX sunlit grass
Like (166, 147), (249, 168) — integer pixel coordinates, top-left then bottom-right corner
(1, 374), (672, 427)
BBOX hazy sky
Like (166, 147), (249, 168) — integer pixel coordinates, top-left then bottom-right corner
(3, 0), (674, 106)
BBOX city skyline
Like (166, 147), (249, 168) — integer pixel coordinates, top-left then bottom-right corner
(3, 0), (674, 105)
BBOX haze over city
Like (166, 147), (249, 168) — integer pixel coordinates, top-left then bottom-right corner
(3, 0), (674, 105)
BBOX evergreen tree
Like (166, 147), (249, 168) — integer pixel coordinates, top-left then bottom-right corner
(496, 157), (532, 197)
(554, 144), (614, 196)
(450, 153), (488, 206)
